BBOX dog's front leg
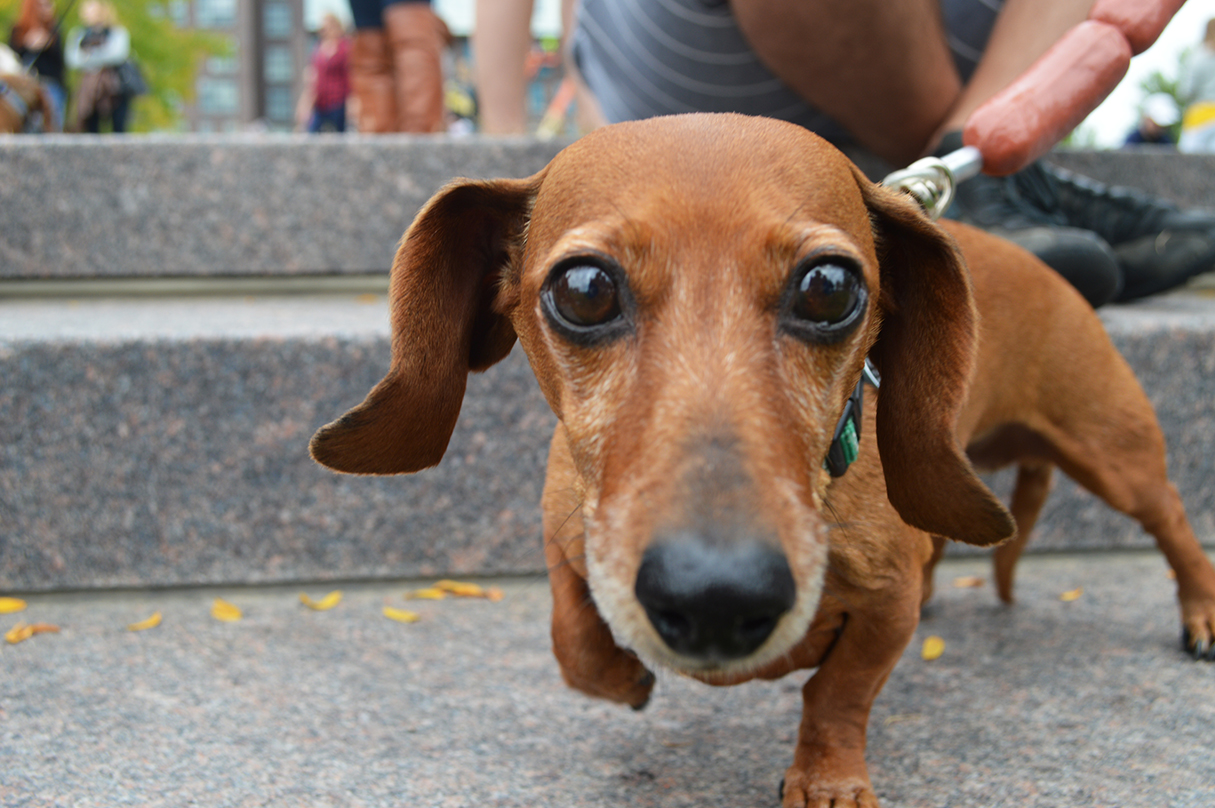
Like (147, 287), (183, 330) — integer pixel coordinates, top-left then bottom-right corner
(543, 428), (656, 709)
(781, 580), (921, 808)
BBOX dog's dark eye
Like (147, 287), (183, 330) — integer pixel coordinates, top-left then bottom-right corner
(549, 265), (620, 326)
(542, 261), (630, 345)
(783, 259), (866, 342)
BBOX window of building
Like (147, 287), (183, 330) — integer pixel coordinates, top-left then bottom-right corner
(197, 77), (240, 114)
(264, 45), (294, 83)
(195, 0), (236, 28)
(206, 55), (239, 76)
(263, 1), (292, 39)
(265, 86), (293, 124)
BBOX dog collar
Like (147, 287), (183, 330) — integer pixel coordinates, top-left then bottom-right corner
(823, 359), (881, 478)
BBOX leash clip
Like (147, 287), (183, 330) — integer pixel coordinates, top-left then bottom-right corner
(880, 146), (982, 221)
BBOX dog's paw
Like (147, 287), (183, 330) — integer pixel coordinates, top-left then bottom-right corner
(779, 776), (879, 808)
(780, 751), (878, 808)
(560, 654), (655, 709)
(1179, 593), (1215, 661)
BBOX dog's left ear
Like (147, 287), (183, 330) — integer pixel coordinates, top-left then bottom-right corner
(310, 175), (541, 475)
(855, 171), (1014, 547)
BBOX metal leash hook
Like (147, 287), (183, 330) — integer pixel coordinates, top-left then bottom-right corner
(880, 146), (984, 221)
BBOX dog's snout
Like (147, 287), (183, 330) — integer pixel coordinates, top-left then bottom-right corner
(634, 536), (796, 661)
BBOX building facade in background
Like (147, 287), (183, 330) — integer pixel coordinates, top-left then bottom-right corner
(172, 0), (307, 132)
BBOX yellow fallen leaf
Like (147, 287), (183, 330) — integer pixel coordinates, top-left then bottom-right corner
(127, 612), (162, 632)
(299, 591), (343, 611)
(921, 635), (945, 661)
(5, 622), (32, 644)
(211, 598), (243, 622)
(383, 606), (421, 624)
(1059, 587), (1084, 602)
(404, 588), (447, 600)
(485, 587), (504, 602)
(952, 576), (985, 589)
(434, 579), (485, 598)
(5, 622), (59, 644)
(0, 597), (27, 614)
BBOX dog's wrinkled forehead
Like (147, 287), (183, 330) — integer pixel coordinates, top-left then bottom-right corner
(527, 114), (875, 254)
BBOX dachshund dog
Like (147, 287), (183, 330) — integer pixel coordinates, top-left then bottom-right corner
(310, 114), (1215, 808)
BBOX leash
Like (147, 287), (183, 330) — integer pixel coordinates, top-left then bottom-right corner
(822, 146), (982, 478)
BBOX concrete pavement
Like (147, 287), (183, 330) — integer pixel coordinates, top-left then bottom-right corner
(3, 551), (1213, 808)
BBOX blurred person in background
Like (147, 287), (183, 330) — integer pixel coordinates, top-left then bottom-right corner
(66, 0), (131, 133)
(474, 0), (1215, 307)
(7, 0), (66, 129)
(346, 0), (449, 132)
(1124, 92), (1179, 146)
(296, 12), (351, 133)
(1178, 18), (1215, 153)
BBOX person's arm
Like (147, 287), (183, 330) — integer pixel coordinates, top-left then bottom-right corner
(295, 65), (317, 131)
(70, 26), (130, 71)
(63, 27), (85, 69)
(961, 0), (1187, 174)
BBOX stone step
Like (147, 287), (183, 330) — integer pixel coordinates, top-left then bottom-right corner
(4, 140), (1215, 592)
(0, 134), (567, 281)
(2, 287), (1214, 592)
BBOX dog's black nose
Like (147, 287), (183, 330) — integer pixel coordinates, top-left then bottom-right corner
(634, 536), (796, 661)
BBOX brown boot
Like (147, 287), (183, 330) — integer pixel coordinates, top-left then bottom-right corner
(382, 2), (449, 133)
(348, 29), (397, 133)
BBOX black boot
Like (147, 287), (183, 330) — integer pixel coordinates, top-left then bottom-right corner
(1016, 163), (1215, 302)
(937, 132), (1122, 307)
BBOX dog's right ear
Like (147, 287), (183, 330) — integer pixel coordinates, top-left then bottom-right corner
(310, 174), (542, 475)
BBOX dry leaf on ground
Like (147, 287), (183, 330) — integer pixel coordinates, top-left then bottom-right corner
(127, 612), (162, 632)
(433, 580), (486, 598)
(299, 591), (343, 611)
(1059, 587), (1084, 602)
(432, 580), (505, 600)
(211, 598), (243, 622)
(0, 597), (27, 614)
(383, 606), (421, 623)
(952, 576), (985, 588)
(404, 588), (447, 600)
(921, 635), (945, 661)
(5, 622), (60, 644)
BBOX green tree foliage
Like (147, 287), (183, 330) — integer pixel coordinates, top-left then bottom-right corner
(2, 0), (229, 131)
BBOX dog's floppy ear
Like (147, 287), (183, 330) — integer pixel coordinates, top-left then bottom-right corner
(310, 175), (541, 475)
(855, 172), (1014, 546)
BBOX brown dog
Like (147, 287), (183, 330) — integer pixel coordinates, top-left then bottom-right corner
(310, 114), (1215, 807)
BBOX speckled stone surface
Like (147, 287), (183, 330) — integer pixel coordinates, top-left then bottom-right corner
(3, 291), (1215, 591)
(0, 134), (568, 280)
(1, 140), (1212, 281)
(3, 143), (1215, 591)
(1048, 149), (1215, 210)
(0, 294), (554, 591)
(2, 554), (1213, 807)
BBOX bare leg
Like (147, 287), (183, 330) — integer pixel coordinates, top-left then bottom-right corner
(474, 0), (534, 133)
(730, 0), (1094, 164)
(731, 0), (961, 165)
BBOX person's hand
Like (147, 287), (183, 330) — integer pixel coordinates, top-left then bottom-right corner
(24, 28), (51, 49)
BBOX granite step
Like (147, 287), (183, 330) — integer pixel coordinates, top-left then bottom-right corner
(2, 287), (1214, 593)
(3, 141), (1215, 592)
